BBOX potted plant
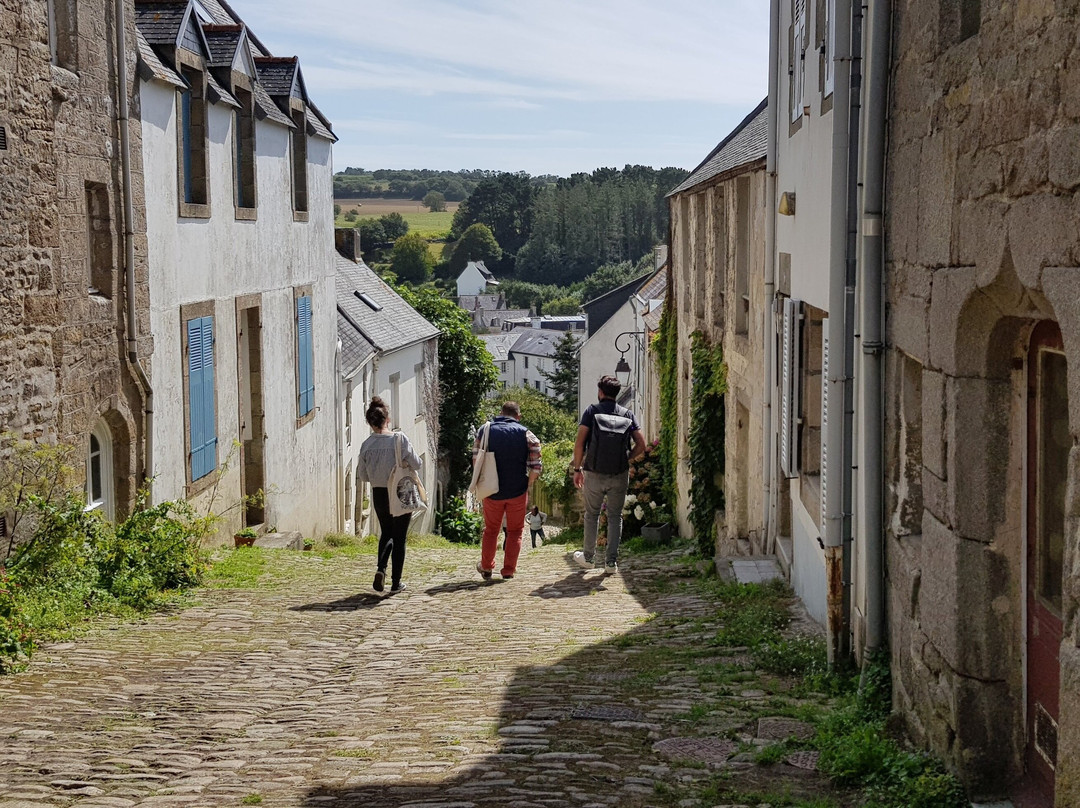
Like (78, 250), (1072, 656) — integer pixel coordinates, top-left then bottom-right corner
(640, 511), (673, 547)
(234, 526), (258, 547)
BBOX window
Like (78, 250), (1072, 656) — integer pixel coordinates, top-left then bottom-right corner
(534, 380), (541, 390)
(390, 373), (400, 429)
(178, 67), (209, 215)
(790, 0), (807, 125)
(290, 109), (308, 216)
(295, 293), (315, 422)
(822, 0), (835, 96)
(47, 0), (78, 71)
(735, 176), (751, 334)
(524, 356), (529, 369)
(501, 362), (507, 372)
(86, 182), (112, 297)
(185, 313), (218, 484)
(1035, 347), (1068, 612)
(345, 383), (353, 445)
(86, 421), (114, 521)
(233, 87), (256, 216)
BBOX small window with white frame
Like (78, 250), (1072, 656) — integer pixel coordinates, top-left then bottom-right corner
(86, 420), (114, 521)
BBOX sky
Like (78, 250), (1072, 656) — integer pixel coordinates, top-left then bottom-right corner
(231, 1), (771, 177)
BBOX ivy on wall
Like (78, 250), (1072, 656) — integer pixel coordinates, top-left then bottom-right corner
(688, 330), (727, 556)
(651, 299), (679, 516)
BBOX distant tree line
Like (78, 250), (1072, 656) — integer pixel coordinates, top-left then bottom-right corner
(333, 167), (560, 202)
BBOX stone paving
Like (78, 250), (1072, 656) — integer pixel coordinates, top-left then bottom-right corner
(0, 540), (841, 808)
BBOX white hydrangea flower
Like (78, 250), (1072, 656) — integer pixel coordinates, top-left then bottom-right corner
(650, 501), (658, 509)
(634, 505), (645, 520)
(625, 494), (637, 504)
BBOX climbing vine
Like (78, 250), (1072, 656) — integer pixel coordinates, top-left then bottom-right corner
(651, 299), (678, 515)
(688, 331), (727, 556)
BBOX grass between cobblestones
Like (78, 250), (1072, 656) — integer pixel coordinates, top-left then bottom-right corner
(1, 529), (968, 808)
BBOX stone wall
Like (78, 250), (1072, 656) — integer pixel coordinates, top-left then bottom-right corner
(669, 163), (768, 556)
(0, 1), (148, 516)
(884, 0), (1080, 800)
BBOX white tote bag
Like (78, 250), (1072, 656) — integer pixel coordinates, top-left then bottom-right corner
(388, 432), (428, 517)
(468, 422), (500, 500)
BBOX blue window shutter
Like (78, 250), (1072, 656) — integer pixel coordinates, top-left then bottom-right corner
(188, 316), (217, 480)
(181, 90), (193, 204)
(297, 296), (314, 416)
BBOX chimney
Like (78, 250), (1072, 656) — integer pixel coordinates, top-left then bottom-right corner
(335, 227), (360, 262)
(654, 244), (669, 271)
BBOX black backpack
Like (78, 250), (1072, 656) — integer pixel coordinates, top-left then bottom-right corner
(584, 405), (634, 475)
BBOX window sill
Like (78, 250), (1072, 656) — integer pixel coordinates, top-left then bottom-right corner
(296, 409), (316, 429)
(235, 206), (257, 221)
(293, 210), (309, 223)
(186, 467), (218, 499)
(179, 201), (211, 219)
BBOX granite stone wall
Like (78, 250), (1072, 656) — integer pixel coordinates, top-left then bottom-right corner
(884, 0), (1080, 800)
(0, 0), (148, 516)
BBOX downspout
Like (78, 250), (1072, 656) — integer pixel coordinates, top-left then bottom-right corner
(824, 0), (857, 665)
(335, 340), (344, 532)
(763, 0), (781, 553)
(116, 0), (154, 494)
(841, 0), (865, 664)
(859, 0), (891, 660)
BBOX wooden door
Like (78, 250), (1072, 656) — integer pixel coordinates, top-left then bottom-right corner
(1024, 320), (1068, 806)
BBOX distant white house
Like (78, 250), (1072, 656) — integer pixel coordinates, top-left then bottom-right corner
(479, 333), (519, 389)
(456, 260), (498, 297)
(503, 315), (586, 332)
(506, 328), (582, 397)
(577, 270), (665, 416)
(136, 0), (339, 539)
(336, 235), (441, 536)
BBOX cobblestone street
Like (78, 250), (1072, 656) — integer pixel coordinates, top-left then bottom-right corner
(0, 541), (839, 808)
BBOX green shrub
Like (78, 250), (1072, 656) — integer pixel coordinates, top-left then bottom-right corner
(436, 496), (482, 544)
(0, 570), (33, 673)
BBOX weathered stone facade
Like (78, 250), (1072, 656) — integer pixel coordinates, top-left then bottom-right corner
(668, 104), (769, 557)
(1, 0), (149, 518)
(885, 1), (1080, 802)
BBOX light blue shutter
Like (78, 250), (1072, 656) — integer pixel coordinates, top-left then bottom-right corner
(297, 295), (314, 416)
(188, 316), (217, 480)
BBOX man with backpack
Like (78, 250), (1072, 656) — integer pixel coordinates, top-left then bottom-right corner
(571, 375), (646, 574)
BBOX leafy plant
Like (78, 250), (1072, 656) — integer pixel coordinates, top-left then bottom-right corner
(688, 331), (726, 556)
(235, 527), (257, 539)
(621, 440), (669, 538)
(0, 433), (76, 556)
(651, 300), (678, 515)
(435, 496), (482, 544)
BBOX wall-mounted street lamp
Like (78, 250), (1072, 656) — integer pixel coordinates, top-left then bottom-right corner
(614, 331), (645, 388)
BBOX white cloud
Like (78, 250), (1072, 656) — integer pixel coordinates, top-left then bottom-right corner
(235, 0), (768, 105)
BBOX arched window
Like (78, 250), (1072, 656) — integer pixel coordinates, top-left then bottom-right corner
(86, 421), (114, 521)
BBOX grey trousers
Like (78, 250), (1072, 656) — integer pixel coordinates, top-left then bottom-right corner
(582, 471), (630, 564)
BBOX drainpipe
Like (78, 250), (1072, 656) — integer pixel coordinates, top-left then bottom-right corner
(859, 0), (891, 660)
(335, 340), (344, 532)
(115, 0), (154, 495)
(763, 0), (781, 553)
(824, 0), (857, 666)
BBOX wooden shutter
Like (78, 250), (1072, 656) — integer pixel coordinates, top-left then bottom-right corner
(297, 295), (314, 416)
(780, 298), (802, 478)
(823, 0), (835, 96)
(188, 316), (217, 480)
(820, 320), (829, 525)
(791, 0), (807, 123)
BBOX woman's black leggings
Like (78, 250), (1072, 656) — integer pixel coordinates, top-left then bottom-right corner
(370, 486), (412, 585)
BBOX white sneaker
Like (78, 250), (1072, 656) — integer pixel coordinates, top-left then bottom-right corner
(572, 551), (593, 569)
(604, 562), (618, 575)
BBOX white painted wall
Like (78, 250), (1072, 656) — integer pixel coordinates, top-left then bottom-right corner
(512, 351), (551, 395)
(340, 342), (437, 537)
(141, 79), (338, 540)
(577, 301), (645, 417)
(456, 264), (488, 297)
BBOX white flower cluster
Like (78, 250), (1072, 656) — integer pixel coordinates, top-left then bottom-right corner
(634, 505), (645, 520)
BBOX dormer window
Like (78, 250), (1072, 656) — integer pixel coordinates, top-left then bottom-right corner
(290, 108), (308, 218)
(177, 64), (210, 217)
(233, 85), (257, 218)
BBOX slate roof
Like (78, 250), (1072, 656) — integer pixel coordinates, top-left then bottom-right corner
(510, 328), (581, 359)
(136, 30), (185, 87)
(336, 255), (440, 358)
(638, 266), (668, 302)
(306, 107), (336, 142)
(459, 295), (503, 311)
(195, 0), (237, 25)
(205, 70), (238, 107)
(202, 24), (243, 67)
(252, 80), (295, 128)
(668, 98), (769, 196)
(463, 261), (496, 282)
(254, 57), (298, 97)
(479, 334), (518, 363)
(338, 312), (376, 378)
(135, 1), (189, 46)
(581, 272), (652, 337)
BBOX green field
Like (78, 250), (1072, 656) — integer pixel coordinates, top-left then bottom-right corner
(334, 198), (456, 240)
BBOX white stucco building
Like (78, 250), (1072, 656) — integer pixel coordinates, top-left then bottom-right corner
(336, 240), (440, 536)
(455, 260), (498, 298)
(136, 0), (338, 539)
(479, 333), (519, 389)
(577, 271), (664, 417)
